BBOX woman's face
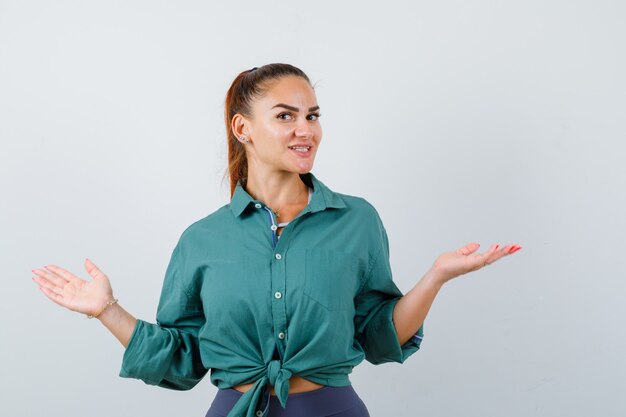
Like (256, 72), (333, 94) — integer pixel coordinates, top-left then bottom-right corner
(243, 75), (322, 175)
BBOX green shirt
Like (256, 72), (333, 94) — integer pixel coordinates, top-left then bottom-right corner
(119, 172), (424, 417)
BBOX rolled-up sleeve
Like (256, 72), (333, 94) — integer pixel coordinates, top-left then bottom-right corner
(353, 215), (424, 365)
(119, 242), (208, 390)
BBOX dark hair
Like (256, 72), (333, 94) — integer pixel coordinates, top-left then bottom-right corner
(224, 63), (312, 198)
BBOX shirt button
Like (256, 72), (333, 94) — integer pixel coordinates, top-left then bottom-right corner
(256, 411), (263, 417)
(278, 332), (285, 340)
(274, 291), (282, 299)
(254, 203), (262, 209)
(275, 253), (282, 260)
(270, 224), (278, 231)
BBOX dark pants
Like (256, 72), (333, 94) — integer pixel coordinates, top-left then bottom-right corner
(205, 385), (371, 417)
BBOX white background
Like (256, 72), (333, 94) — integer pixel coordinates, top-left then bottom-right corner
(2, 1), (625, 416)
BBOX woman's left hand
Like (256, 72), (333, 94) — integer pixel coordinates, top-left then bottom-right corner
(430, 243), (522, 285)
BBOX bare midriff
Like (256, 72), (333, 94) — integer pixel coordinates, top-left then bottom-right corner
(233, 375), (325, 396)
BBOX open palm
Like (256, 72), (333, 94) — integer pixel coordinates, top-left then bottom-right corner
(432, 242), (522, 283)
(32, 258), (114, 317)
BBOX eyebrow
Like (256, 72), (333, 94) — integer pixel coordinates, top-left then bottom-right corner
(272, 103), (320, 112)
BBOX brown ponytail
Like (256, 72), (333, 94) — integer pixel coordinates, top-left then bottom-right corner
(224, 63), (311, 198)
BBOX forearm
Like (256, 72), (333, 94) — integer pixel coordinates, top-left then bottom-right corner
(392, 267), (444, 345)
(97, 303), (137, 348)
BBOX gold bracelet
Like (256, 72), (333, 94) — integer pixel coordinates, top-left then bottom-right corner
(86, 299), (119, 319)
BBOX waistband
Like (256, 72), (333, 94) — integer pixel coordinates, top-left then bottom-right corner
(210, 385), (363, 417)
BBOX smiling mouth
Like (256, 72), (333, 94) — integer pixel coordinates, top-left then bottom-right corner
(288, 146), (312, 152)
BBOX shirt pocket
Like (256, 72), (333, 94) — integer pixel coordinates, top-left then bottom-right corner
(303, 248), (364, 311)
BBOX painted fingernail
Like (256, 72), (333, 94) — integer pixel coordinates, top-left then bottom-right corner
(508, 246), (517, 253)
(495, 245), (499, 250)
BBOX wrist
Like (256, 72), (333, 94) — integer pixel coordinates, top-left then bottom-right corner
(421, 267), (446, 289)
(88, 298), (118, 320)
(97, 301), (120, 323)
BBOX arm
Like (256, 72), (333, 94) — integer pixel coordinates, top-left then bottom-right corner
(392, 268), (442, 346)
(33, 245), (209, 390)
(392, 242), (522, 345)
(118, 242), (208, 390)
(353, 227), (424, 365)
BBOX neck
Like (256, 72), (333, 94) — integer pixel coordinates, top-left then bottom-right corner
(244, 166), (309, 210)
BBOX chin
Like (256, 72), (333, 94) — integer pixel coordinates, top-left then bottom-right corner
(294, 163), (314, 174)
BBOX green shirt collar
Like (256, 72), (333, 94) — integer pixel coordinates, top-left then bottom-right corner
(230, 172), (347, 218)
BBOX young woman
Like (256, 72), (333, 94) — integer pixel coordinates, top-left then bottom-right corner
(32, 63), (522, 417)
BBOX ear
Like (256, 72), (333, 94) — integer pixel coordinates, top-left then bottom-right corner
(231, 113), (251, 141)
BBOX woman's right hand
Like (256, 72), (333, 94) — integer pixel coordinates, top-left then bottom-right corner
(32, 258), (114, 317)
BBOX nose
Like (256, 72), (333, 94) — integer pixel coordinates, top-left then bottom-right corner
(294, 118), (314, 139)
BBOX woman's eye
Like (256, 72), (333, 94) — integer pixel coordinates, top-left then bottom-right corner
(277, 113), (293, 120)
(308, 113), (321, 121)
